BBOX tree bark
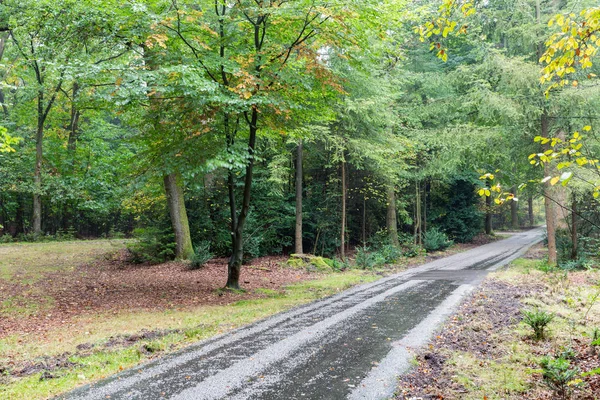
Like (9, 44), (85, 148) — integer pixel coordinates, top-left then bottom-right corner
(571, 197), (578, 260)
(0, 33), (8, 119)
(528, 195), (534, 227)
(33, 92), (44, 237)
(67, 82), (80, 153)
(226, 108), (258, 289)
(414, 181), (421, 245)
(340, 158), (346, 258)
(164, 172), (194, 260)
(294, 140), (303, 254)
(541, 113), (558, 265)
(511, 185), (518, 230)
(485, 184), (493, 235)
(386, 185), (399, 246)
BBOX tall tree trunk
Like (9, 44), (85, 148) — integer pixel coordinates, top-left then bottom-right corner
(33, 92), (44, 237)
(226, 108), (258, 289)
(528, 195), (534, 226)
(0, 33), (8, 119)
(164, 172), (194, 260)
(386, 185), (399, 247)
(340, 158), (346, 258)
(511, 185), (518, 230)
(67, 82), (80, 153)
(485, 184), (493, 235)
(294, 140), (303, 254)
(414, 180), (421, 245)
(362, 196), (366, 246)
(541, 113), (558, 265)
(423, 181), (428, 234)
(571, 197), (578, 260)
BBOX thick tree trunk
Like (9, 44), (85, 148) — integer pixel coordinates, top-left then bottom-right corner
(528, 196), (534, 227)
(386, 185), (399, 247)
(340, 159), (346, 258)
(294, 140), (303, 254)
(511, 185), (518, 230)
(164, 172), (194, 260)
(33, 93), (44, 237)
(226, 108), (258, 289)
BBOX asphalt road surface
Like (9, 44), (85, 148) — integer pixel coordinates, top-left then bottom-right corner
(59, 228), (543, 400)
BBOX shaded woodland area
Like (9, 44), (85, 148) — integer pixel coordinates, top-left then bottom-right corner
(0, 0), (599, 289)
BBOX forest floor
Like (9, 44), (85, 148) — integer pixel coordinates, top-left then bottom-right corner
(0, 235), (500, 399)
(396, 243), (600, 400)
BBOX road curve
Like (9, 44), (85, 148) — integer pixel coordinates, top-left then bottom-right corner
(58, 228), (543, 400)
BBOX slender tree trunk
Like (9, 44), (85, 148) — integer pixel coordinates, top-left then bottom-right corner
(164, 172), (194, 260)
(511, 185), (519, 230)
(528, 195), (534, 227)
(362, 196), (366, 246)
(67, 82), (80, 153)
(571, 197), (578, 260)
(485, 185), (493, 235)
(33, 92), (44, 237)
(0, 33), (8, 119)
(340, 158), (346, 258)
(541, 113), (558, 265)
(386, 185), (399, 247)
(414, 181), (421, 245)
(423, 181), (428, 234)
(294, 140), (303, 254)
(226, 108), (258, 289)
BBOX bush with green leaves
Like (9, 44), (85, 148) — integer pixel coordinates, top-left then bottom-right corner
(539, 356), (580, 399)
(423, 228), (453, 252)
(0, 233), (13, 243)
(522, 308), (554, 340)
(355, 246), (386, 270)
(127, 228), (176, 264)
(189, 241), (212, 270)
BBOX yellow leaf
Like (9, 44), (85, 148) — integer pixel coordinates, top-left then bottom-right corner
(550, 177), (560, 186)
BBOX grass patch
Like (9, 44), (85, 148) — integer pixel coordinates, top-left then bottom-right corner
(0, 269), (377, 400)
(0, 240), (127, 283)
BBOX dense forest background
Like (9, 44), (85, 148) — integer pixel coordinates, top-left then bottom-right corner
(0, 0), (599, 288)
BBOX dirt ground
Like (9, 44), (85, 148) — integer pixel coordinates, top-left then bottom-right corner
(396, 244), (600, 400)
(0, 251), (317, 338)
(0, 233), (501, 339)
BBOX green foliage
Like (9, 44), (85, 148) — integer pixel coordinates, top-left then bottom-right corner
(355, 246), (386, 270)
(127, 228), (176, 264)
(539, 356), (580, 398)
(287, 254), (335, 273)
(521, 309), (555, 340)
(189, 241), (212, 270)
(423, 227), (453, 252)
(430, 178), (483, 243)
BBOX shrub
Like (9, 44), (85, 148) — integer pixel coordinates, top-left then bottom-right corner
(522, 308), (554, 340)
(378, 244), (403, 264)
(401, 242), (424, 258)
(189, 241), (212, 270)
(540, 356), (580, 399)
(355, 246), (386, 270)
(127, 228), (176, 264)
(423, 228), (453, 252)
(0, 234), (13, 244)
